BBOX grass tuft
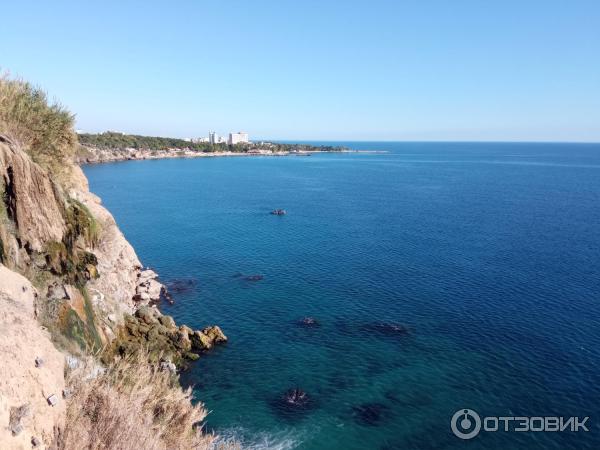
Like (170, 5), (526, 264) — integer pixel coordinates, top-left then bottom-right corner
(60, 349), (217, 450)
(0, 73), (77, 173)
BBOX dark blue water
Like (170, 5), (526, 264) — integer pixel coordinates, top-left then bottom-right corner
(84, 142), (600, 450)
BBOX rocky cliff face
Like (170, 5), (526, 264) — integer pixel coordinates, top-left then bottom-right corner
(0, 134), (226, 447)
(1, 133), (225, 352)
(1, 135), (143, 346)
(0, 135), (66, 260)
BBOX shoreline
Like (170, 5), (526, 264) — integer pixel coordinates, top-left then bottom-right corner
(76, 147), (386, 165)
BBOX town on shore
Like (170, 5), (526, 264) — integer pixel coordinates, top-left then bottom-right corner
(75, 130), (360, 164)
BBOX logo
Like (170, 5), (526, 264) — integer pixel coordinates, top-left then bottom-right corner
(451, 409), (589, 440)
(451, 409), (481, 439)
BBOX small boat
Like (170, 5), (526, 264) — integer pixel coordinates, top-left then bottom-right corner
(270, 209), (287, 215)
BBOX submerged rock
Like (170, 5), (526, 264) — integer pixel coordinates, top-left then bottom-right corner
(336, 321), (411, 338)
(270, 209), (287, 215)
(244, 274), (264, 281)
(164, 278), (197, 294)
(351, 402), (389, 426)
(361, 322), (410, 336)
(298, 317), (320, 327)
(284, 388), (310, 407)
(270, 387), (316, 420)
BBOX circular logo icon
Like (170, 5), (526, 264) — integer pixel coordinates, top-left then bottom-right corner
(451, 409), (481, 440)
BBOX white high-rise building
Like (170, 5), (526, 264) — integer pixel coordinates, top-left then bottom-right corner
(228, 131), (249, 145)
(208, 131), (216, 145)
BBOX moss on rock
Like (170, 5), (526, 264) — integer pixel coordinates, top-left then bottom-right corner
(103, 309), (227, 368)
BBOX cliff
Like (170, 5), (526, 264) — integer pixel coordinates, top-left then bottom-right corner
(0, 78), (226, 449)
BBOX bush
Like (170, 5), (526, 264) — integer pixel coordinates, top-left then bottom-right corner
(60, 350), (214, 450)
(0, 73), (77, 171)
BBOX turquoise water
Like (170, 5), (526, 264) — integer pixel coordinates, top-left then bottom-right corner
(84, 142), (600, 449)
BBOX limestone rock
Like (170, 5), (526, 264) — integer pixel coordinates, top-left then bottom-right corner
(202, 325), (228, 344)
(0, 138), (66, 252)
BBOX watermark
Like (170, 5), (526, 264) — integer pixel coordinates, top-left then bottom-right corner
(451, 409), (589, 440)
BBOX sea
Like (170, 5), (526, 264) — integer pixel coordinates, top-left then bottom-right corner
(84, 142), (600, 450)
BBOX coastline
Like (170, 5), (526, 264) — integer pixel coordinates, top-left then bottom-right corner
(0, 131), (227, 447)
(76, 145), (385, 165)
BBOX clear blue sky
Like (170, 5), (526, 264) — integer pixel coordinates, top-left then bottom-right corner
(1, 0), (599, 141)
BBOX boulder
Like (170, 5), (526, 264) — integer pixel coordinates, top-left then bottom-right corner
(146, 279), (163, 300)
(191, 331), (213, 351)
(135, 306), (158, 325)
(171, 329), (192, 351)
(202, 325), (227, 344)
(299, 317), (320, 327)
(158, 314), (176, 328)
(138, 269), (158, 283)
(284, 388), (309, 407)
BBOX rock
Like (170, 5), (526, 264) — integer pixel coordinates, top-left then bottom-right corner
(46, 283), (68, 300)
(158, 315), (176, 328)
(135, 305), (158, 325)
(138, 269), (158, 283)
(9, 403), (30, 436)
(244, 275), (264, 281)
(46, 394), (58, 407)
(180, 325), (193, 336)
(164, 278), (197, 294)
(10, 422), (23, 436)
(35, 356), (44, 368)
(85, 263), (98, 279)
(62, 388), (72, 399)
(299, 317), (320, 327)
(160, 359), (177, 374)
(66, 355), (80, 369)
(361, 322), (410, 337)
(284, 388), (310, 407)
(191, 331), (213, 350)
(202, 325), (227, 344)
(172, 329), (192, 351)
(146, 279), (163, 300)
(0, 138), (66, 251)
(351, 402), (389, 426)
(270, 209), (287, 215)
(31, 436), (41, 447)
(185, 352), (200, 361)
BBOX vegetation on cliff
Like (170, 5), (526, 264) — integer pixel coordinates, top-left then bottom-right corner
(0, 74), (77, 174)
(61, 350), (214, 450)
(1, 74), (229, 448)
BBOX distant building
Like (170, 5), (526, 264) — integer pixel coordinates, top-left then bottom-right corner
(208, 131), (216, 145)
(228, 131), (249, 145)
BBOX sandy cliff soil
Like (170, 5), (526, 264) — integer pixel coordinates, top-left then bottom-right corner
(0, 265), (66, 450)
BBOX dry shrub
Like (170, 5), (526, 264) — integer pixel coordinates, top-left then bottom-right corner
(0, 72), (77, 174)
(60, 350), (214, 450)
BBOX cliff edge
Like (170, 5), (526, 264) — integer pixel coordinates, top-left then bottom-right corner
(0, 77), (226, 449)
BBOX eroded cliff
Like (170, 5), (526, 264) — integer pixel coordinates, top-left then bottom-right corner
(0, 129), (226, 448)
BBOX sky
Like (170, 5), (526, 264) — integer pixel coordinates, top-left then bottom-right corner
(1, 0), (599, 142)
